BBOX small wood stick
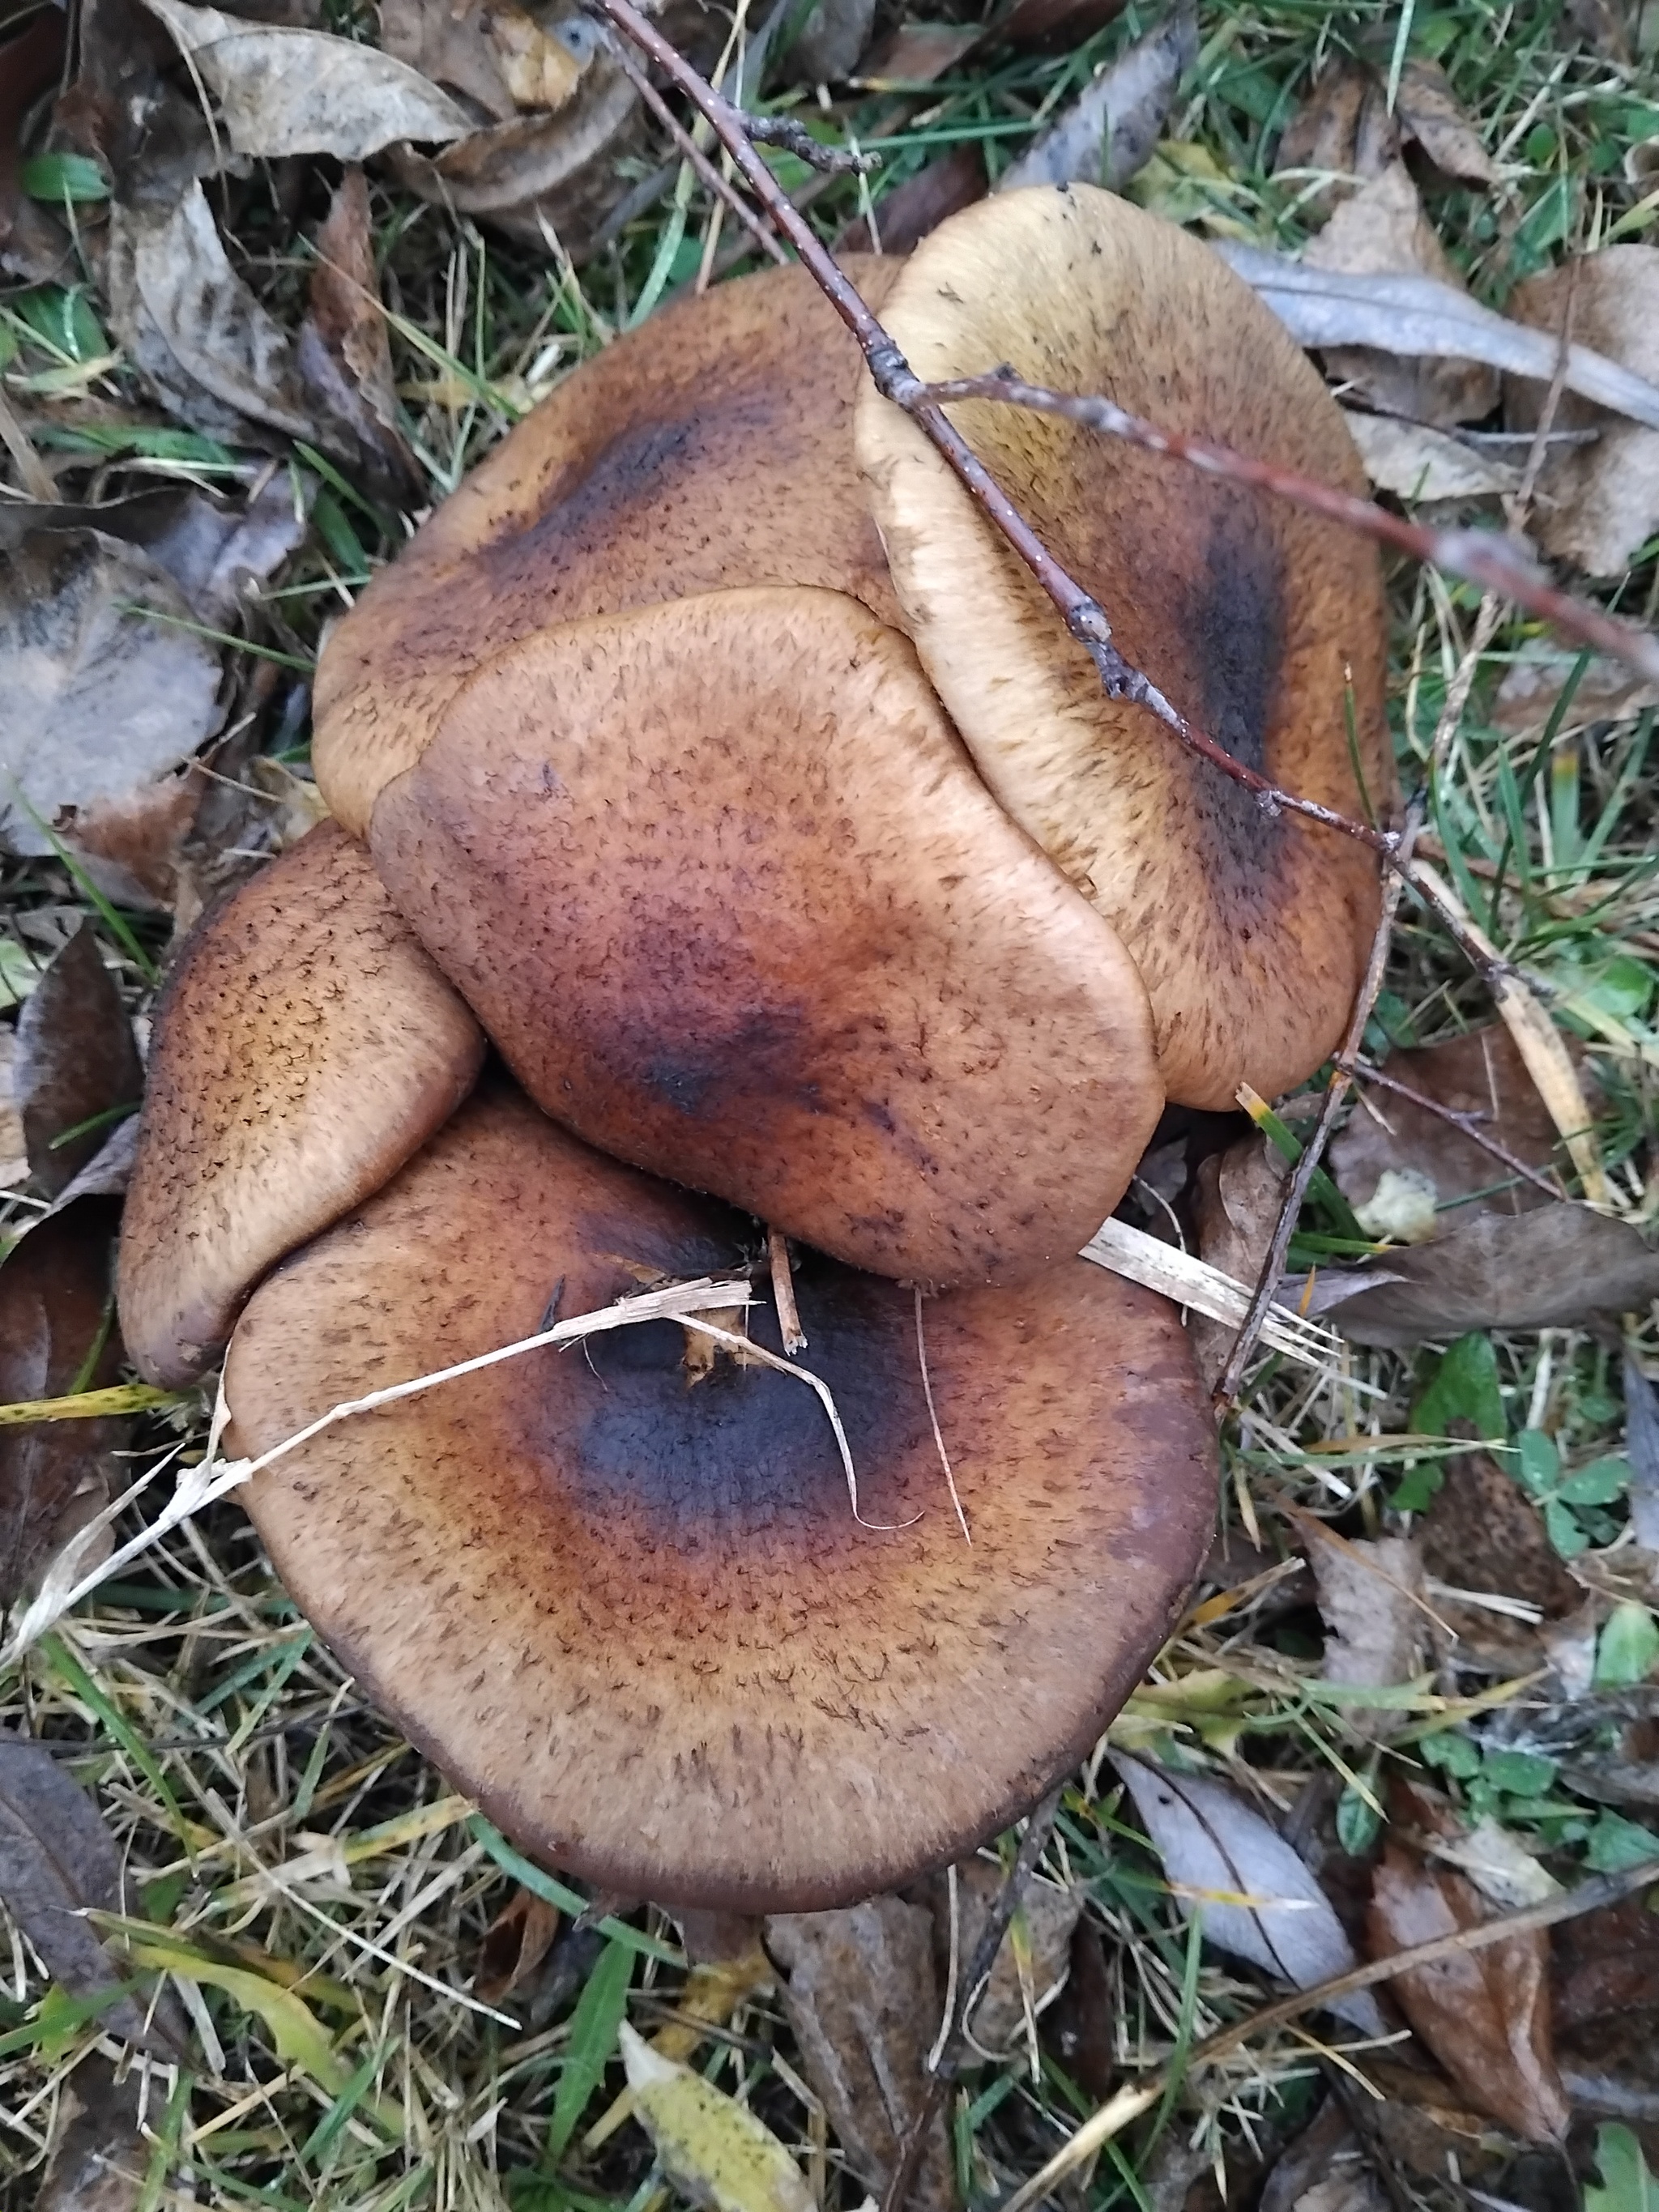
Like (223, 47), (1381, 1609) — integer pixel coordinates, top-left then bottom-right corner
(768, 1225), (807, 1353)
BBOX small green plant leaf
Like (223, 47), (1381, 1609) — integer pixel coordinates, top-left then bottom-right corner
(1413, 1334), (1505, 1443)
(1584, 1813), (1659, 1874)
(1595, 1604), (1659, 1690)
(545, 1937), (633, 2165)
(1586, 2124), (1657, 2212)
(20, 153), (110, 202)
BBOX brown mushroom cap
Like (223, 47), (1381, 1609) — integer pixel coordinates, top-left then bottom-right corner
(855, 185), (1395, 1111)
(224, 1081), (1218, 1912)
(117, 822), (485, 1387)
(369, 584), (1163, 1288)
(313, 255), (905, 837)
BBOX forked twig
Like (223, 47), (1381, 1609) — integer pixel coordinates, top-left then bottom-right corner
(1333, 1054), (1567, 1202)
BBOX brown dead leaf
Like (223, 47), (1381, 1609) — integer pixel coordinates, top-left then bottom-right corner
(837, 143), (987, 253)
(1491, 643), (1659, 741)
(297, 167), (420, 505)
(1552, 1890), (1659, 2112)
(474, 1886), (561, 2006)
(0, 1197), (126, 1609)
(1042, 1918), (1115, 2101)
(987, 0), (1128, 52)
(952, 1857), (1081, 2061)
(1320, 1204), (1659, 1346)
(855, 22), (983, 83)
(1332, 1024), (1584, 1223)
(386, 20), (638, 258)
(15, 927), (143, 1198)
(1341, 412), (1520, 502)
(1626, 1354), (1659, 1554)
(35, 2052), (147, 2212)
(1392, 58), (1499, 185)
(787, 0), (878, 83)
(0, 12), (70, 285)
(1189, 1132), (1286, 1392)
(380, 0), (587, 121)
(766, 1898), (954, 2212)
(1508, 246), (1659, 577)
(1358, 2053), (1522, 2184)
(1303, 163), (1499, 425)
(1420, 1447), (1581, 1670)
(997, 4), (1197, 194)
(1275, 57), (1399, 200)
(0, 1737), (180, 2055)
(1367, 1840), (1570, 2142)
(1302, 1522), (1427, 1740)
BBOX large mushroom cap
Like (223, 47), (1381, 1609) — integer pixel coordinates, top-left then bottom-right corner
(118, 822), (485, 1386)
(313, 255), (904, 837)
(855, 185), (1394, 1111)
(225, 1082), (1218, 1912)
(369, 584), (1164, 1288)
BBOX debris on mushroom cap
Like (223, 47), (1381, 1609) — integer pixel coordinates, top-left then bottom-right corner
(369, 584), (1164, 1288)
(855, 185), (1395, 1113)
(117, 822), (485, 1387)
(224, 1081), (1218, 1912)
(312, 254), (905, 837)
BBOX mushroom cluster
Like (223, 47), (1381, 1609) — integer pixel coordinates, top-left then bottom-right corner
(118, 185), (1390, 1914)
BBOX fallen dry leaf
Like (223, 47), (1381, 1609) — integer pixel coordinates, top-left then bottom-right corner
(987, 0), (1128, 53)
(1303, 1522), (1427, 1740)
(1491, 641), (1659, 741)
(296, 166), (421, 505)
(0, 1737), (177, 2054)
(380, 0), (588, 121)
(107, 180), (316, 445)
(837, 143), (987, 254)
(0, 12), (70, 285)
(1508, 245), (1659, 577)
(1341, 412), (1520, 502)
(34, 2052), (147, 2212)
(1420, 1445), (1582, 1669)
(621, 2021), (814, 2212)
(1367, 1839), (1570, 2142)
(1303, 164), (1499, 425)
(787, 0), (878, 83)
(1218, 242), (1659, 432)
(0, 1198), (126, 1608)
(1189, 1132), (1286, 1392)
(1275, 56), (1399, 203)
(953, 1856), (1081, 2060)
(998, 3), (1197, 193)
(15, 926), (143, 1196)
(766, 1898), (953, 2212)
(1319, 1204), (1659, 1346)
(1113, 1754), (1386, 2032)
(0, 524), (223, 866)
(1626, 1353), (1659, 1553)
(1331, 1023), (1582, 1222)
(474, 1886), (561, 2007)
(1391, 58), (1499, 185)
(1042, 1917), (1114, 2100)
(1552, 1890), (1659, 2112)
(386, 23), (638, 257)
(138, 0), (473, 158)
(855, 22), (983, 83)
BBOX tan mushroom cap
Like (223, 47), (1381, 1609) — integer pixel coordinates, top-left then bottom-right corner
(369, 585), (1163, 1288)
(313, 255), (905, 837)
(855, 185), (1395, 1111)
(118, 823), (485, 1387)
(225, 1082), (1218, 1912)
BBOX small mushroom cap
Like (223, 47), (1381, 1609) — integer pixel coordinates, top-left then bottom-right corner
(313, 255), (904, 837)
(369, 585), (1163, 1288)
(118, 823), (485, 1387)
(855, 186), (1394, 1110)
(225, 1082), (1218, 1912)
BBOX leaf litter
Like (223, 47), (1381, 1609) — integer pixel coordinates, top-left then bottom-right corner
(3, 0), (1659, 2206)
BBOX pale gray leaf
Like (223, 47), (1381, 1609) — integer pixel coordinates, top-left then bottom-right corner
(999, 2), (1197, 193)
(1113, 1754), (1386, 2033)
(139, 0), (474, 160)
(1626, 1351), (1659, 1553)
(1342, 411), (1520, 500)
(1216, 243), (1659, 433)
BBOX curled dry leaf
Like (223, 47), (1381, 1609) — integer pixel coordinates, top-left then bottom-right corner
(473, 1886), (561, 2007)
(138, 0), (473, 158)
(1218, 241), (1659, 433)
(1367, 1840), (1570, 2142)
(1188, 1132), (1286, 1392)
(1389, 58), (1499, 185)
(0, 526), (221, 861)
(954, 1856), (1081, 2060)
(380, 0), (588, 122)
(1341, 412), (1520, 502)
(15, 926), (142, 1196)
(621, 2020), (815, 2212)
(838, 143), (987, 254)
(1491, 642), (1659, 741)
(107, 180), (315, 444)
(0, 1738), (177, 2055)
(1043, 1918), (1115, 2100)
(386, 19), (638, 258)
(766, 1896), (954, 2212)
(1508, 246), (1659, 578)
(1320, 1205), (1659, 1347)
(1331, 1024), (1583, 1222)
(296, 166), (420, 505)
(1275, 56), (1400, 200)
(1112, 1754), (1386, 2033)
(998, 3), (1198, 194)
(0, 1198), (126, 1609)
(1302, 1522), (1427, 1741)
(1303, 164), (1498, 426)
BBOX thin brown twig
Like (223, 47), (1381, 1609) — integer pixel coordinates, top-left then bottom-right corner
(1333, 1055), (1567, 1202)
(742, 113), (881, 173)
(995, 1856), (1659, 2212)
(609, 40), (790, 266)
(881, 1784), (1065, 2212)
(917, 369), (1659, 688)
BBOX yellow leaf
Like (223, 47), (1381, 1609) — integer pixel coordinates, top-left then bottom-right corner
(621, 2021), (811, 2212)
